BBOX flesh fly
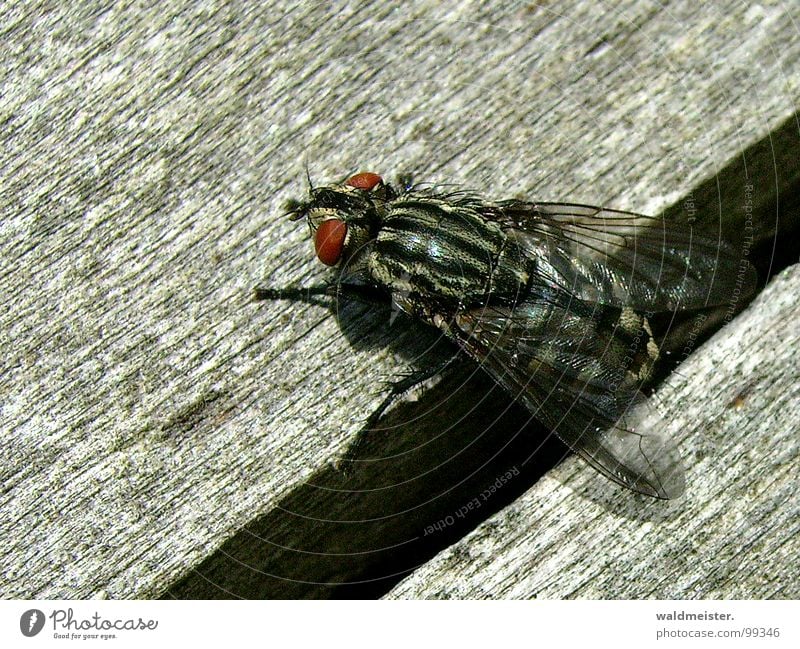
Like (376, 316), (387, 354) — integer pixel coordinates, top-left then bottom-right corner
(257, 172), (756, 499)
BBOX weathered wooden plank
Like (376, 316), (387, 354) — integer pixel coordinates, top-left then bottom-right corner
(1, 0), (798, 599)
(386, 263), (800, 599)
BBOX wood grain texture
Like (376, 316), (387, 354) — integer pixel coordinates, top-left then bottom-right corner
(1, 0), (798, 598)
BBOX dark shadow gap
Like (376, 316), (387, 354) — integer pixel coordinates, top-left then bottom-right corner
(163, 361), (567, 599)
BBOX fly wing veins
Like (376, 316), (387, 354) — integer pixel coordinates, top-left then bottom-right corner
(440, 295), (685, 499)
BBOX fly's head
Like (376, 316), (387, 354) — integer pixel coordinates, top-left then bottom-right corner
(286, 171), (395, 268)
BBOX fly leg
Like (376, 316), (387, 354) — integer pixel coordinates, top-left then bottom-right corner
(256, 278), (460, 473)
(254, 281), (389, 306)
(338, 353), (465, 474)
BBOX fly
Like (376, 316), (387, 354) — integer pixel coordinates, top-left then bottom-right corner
(256, 171), (757, 499)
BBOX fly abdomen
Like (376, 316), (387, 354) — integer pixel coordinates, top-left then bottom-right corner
(366, 197), (532, 305)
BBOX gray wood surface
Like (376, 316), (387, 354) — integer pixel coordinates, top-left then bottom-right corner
(1, 0), (798, 599)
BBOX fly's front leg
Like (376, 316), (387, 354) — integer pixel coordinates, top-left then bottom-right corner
(338, 353), (465, 473)
(253, 281), (389, 306)
(254, 284), (331, 304)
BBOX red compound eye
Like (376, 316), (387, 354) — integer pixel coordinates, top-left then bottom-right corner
(345, 172), (383, 190)
(314, 218), (347, 266)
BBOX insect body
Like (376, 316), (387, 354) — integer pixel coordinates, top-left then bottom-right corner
(259, 172), (757, 499)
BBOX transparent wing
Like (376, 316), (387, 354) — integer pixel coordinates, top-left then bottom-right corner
(448, 294), (685, 498)
(488, 201), (756, 311)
